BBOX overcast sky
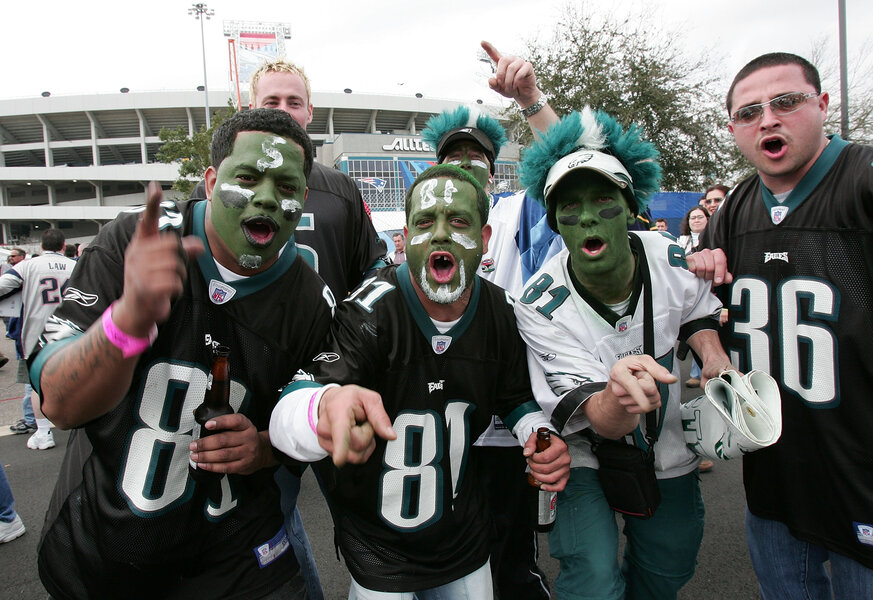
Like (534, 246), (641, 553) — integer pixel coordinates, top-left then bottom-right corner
(4, 0), (872, 106)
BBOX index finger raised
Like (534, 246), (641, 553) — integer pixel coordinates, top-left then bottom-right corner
(137, 181), (163, 239)
(481, 40), (502, 63)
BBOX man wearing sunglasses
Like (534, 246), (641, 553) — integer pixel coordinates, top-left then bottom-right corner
(689, 53), (873, 599)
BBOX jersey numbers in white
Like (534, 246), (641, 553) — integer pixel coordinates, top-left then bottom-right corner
(347, 276), (395, 312)
(379, 401), (473, 531)
(729, 276), (839, 406)
(121, 361), (247, 517)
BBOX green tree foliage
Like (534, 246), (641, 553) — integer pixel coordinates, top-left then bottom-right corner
(156, 101), (237, 196)
(506, 3), (736, 192)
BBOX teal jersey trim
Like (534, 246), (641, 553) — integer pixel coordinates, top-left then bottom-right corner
(282, 379), (324, 397)
(503, 400), (543, 431)
(761, 134), (849, 215)
(30, 334), (81, 396)
(192, 200), (299, 301)
(394, 262), (481, 343)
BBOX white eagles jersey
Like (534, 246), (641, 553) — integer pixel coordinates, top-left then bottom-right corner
(515, 231), (722, 478)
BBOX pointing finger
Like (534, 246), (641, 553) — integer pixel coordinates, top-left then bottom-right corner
(481, 40), (502, 63)
(137, 182), (163, 239)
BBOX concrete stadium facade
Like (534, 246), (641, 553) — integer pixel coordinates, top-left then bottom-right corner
(0, 90), (520, 251)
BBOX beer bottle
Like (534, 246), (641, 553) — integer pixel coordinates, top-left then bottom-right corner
(528, 427), (557, 532)
(189, 346), (234, 487)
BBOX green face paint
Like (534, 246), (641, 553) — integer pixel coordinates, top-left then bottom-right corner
(210, 131), (307, 271)
(406, 177), (484, 304)
(441, 141), (491, 189)
(553, 171), (636, 289)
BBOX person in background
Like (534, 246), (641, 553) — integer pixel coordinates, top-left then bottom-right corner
(389, 232), (406, 264)
(701, 184), (728, 216)
(0, 462), (26, 544)
(689, 51), (873, 599)
(654, 218), (669, 232)
(677, 206), (710, 257)
(0, 229), (77, 451)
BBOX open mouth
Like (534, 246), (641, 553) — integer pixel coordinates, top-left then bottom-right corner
(242, 216), (278, 247)
(583, 237), (606, 257)
(761, 137), (786, 159)
(429, 251), (457, 284)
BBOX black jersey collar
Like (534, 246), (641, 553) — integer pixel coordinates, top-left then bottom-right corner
(192, 200), (299, 302)
(761, 134), (848, 217)
(395, 262), (481, 350)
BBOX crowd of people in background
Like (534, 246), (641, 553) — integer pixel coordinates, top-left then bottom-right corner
(1, 41), (871, 600)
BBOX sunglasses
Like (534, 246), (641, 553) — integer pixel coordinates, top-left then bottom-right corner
(704, 197), (724, 205)
(730, 92), (819, 127)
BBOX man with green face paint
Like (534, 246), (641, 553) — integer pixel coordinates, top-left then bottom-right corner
(514, 109), (734, 600)
(269, 164), (571, 598)
(30, 108), (334, 599)
(421, 102), (558, 599)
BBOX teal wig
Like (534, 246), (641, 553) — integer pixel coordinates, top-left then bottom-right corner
(519, 108), (661, 215)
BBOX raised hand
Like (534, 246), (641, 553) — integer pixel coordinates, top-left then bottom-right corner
(114, 182), (203, 337)
(481, 40), (541, 106)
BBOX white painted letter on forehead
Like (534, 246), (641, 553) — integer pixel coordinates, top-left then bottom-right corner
(418, 179), (439, 209)
(257, 136), (287, 171)
(442, 179), (458, 204)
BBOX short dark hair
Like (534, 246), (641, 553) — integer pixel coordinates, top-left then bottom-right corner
(210, 108), (314, 178)
(41, 228), (65, 252)
(404, 165), (490, 225)
(705, 184), (730, 197)
(655, 218), (667, 224)
(392, 232), (405, 240)
(727, 53), (821, 114)
(64, 244), (77, 258)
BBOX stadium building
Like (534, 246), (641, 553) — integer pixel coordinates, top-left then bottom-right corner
(0, 89), (521, 250)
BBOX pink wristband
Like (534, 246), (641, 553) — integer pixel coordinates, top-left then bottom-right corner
(101, 302), (158, 359)
(308, 391), (319, 434)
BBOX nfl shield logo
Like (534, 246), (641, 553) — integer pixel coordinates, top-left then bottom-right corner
(209, 280), (236, 305)
(432, 335), (452, 355)
(616, 316), (631, 333)
(770, 205), (789, 224)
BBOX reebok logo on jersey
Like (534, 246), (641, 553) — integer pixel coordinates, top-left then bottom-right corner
(539, 352), (557, 362)
(427, 380), (445, 393)
(854, 522), (873, 546)
(63, 287), (99, 306)
(313, 352), (340, 363)
(763, 252), (789, 263)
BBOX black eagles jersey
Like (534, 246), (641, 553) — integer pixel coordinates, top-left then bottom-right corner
(702, 137), (873, 567)
(284, 263), (542, 592)
(32, 199), (334, 599)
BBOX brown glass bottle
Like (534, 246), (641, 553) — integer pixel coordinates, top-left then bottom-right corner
(189, 346), (234, 487)
(528, 427), (557, 532)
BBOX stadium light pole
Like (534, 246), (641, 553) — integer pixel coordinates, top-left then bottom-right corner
(189, 3), (215, 129)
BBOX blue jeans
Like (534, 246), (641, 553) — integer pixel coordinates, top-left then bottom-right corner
(0, 462), (16, 522)
(690, 360), (701, 380)
(22, 383), (34, 426)
(275, 466), (323, 600)
(348, 559), (492, 599)
(746, 509), (873, 600)
(549, 467), (704, 600)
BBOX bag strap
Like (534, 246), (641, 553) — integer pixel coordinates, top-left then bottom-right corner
(637, 234), (661, 451)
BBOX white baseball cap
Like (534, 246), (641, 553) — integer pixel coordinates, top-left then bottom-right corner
(543, 148), (634, 202)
